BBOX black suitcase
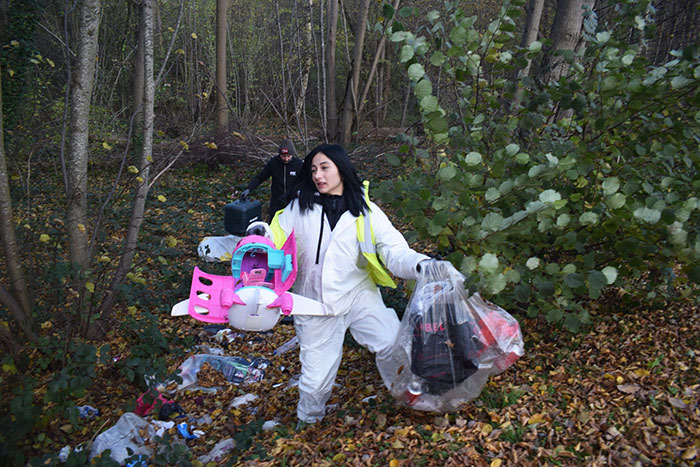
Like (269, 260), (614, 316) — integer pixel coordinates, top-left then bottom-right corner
(224, 199), (262, 235)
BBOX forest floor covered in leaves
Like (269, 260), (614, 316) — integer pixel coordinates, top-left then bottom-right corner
(11, 134), (700, 465)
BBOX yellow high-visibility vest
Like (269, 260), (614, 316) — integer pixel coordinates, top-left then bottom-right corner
(269, 180), (396, 288)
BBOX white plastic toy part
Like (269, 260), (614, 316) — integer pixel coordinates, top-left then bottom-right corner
(227, 287), (281, 331)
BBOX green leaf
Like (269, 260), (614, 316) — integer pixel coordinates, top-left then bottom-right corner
(556, 213), (571, 228)
(526, 257), (540, 270)
(426, 116), (448, 133)
(482, 212), (504, 231)
(515, 153), (530, 164)
(485, 187), (501, 202)
(563, 272), (584, 288)
(608, 193), (626, 209)
(685, 265), (700, 284)
(633, 207), (661, 224)
(486, 273), (507, 294)
(579, 212), (599, 225)
(602, 266), (618, 284)
(420, 95), (438, 112)
(539, 189), (561, 203)
(430, 51), (446, 66)
(437, 166), (457, 181)
(528, 41), (542, 53)
(464, 151), (482, 165)
(505, 143), (520, 156)
(415, 79), (433, 99)
(479, 253), (499, 274)
(602, 177), (620, 195)
(391, 31), (412, 42)
(514, 284), (530, 302)
(407, 63), (425, 81)
(587, 270), (608, 298)
(671, 76), (689, 89)
(386, 154), (400, 166)
(399, 45), (414, 63)
(596, 31), (611, 43)
(426, 10), (439, 21)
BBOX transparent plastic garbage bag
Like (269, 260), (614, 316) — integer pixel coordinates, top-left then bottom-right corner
(390, 260), (524, 412)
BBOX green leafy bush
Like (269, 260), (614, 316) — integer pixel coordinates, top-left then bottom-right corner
(379, 0), (699, 331)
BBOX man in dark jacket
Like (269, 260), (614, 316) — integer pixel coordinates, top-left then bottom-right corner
(240, 139), (303, 221)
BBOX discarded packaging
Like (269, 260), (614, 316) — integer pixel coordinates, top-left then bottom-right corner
(89, 412), (156, 464)
(177, 354), (270, 390)
(76, 405), (99, 419)
(273, 335), (299, 355)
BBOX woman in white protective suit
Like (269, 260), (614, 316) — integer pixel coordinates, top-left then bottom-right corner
(270, 144), (431, 425)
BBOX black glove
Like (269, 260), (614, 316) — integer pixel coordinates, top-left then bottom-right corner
(240, 188), (250, 200)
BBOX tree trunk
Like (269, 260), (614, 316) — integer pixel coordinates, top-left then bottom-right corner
(275, 0), (289, 133)
(541, 0), (593, 84)
(295, 0), (313, 120)
(513, 0), (545, 108)
(0, 64), (35, 344)
(65, 0), (101, 271)
(338, 0), (370, 144)
(216, 0), (228, 133)
(355, 0), (400, 134)
(325, 0), (338, 141)
(93, 0), (155, 336)
(133, 1), (145, 124)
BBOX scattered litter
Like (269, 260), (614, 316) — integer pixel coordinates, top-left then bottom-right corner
(262, 420), (280, 431)
(197, 438), (235, 464)
(177, 354), (270, 389)
(194, 414), (213, 425)
(214, 328), (244, 345)
(203, 324), (227, 334)
(134, 389), (170, 417)
(230, 393), (258, 408)
(273, 335), (299, 355)
(76, 405), (99, 419)
(361, 395), (377, 403)
(286, 373), (301, 389)
(58, 446), (71, 462)
(177, 422), (200, 440)
(196, 344), (225, 355)
(89, 412), (155, 464)
(126, 454), (148, 467)
(198, 235), (241, 262)
(151, 420), (175, 437)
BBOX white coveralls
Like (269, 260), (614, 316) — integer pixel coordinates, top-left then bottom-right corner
(275, 198), (429, 422)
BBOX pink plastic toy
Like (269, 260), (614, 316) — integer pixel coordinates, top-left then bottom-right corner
(187, 232), (298, 327)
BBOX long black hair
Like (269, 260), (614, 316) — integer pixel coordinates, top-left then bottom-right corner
(288, 144), (368, 216)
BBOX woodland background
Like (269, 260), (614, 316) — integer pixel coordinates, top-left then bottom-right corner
(0, 0), (698, 464)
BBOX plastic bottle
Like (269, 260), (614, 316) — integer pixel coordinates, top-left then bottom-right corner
(273, 335), (299, 355)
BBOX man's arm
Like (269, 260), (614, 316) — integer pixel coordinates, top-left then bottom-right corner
(245, 159), (274, 192)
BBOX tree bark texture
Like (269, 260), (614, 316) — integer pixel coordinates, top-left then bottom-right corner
(295, 0), (314, 120)
(216, 0), (228, 133)
(132, 0), (145, 123)
(513, 0), (545, 108)
(325, 0), (338, 141)
(338, 0), (370, 144)
(0, 64), (35, 343)
(541, 0), (594, 83)
(66, 0), (101, 270)
(95, 0), (155, 333)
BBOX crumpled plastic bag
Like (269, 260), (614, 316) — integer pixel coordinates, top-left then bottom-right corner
(177, 354), (270, 390)
(390, 260), (524, 412)
(197, 235), (241, 262)
(89, 412), (156, 463)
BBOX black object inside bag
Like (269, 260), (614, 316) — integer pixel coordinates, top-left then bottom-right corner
(410, 302), (481, 395)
